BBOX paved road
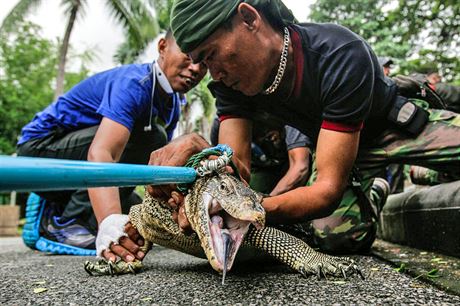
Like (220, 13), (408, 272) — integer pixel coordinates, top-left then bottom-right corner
(1, 238), (459, 305)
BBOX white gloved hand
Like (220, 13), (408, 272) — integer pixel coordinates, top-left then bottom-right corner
(96, 214), (130, 258)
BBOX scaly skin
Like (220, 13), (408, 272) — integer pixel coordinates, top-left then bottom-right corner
(85, 172), (362, 280)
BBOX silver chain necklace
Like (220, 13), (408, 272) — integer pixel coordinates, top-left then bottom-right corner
(262, 27), (290, 95)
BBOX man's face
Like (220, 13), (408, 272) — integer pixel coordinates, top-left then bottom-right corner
(189, 20), (274, 97)
(383, 66), (391, 77)
(426, 72), (441, 85)
(160, 38), (207, 93)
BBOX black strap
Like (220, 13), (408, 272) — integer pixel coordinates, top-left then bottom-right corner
(349, 167), (378, 222)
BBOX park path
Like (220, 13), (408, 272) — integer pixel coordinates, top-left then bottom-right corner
(1, 237), (459, 305)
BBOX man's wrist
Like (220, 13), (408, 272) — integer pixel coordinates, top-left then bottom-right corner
(262, 196), (278, 215)
(96, 214), (129, 258)
(187, 133), (208, 151)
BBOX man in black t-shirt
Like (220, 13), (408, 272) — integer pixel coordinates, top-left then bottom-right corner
(148, 0), (460, 254)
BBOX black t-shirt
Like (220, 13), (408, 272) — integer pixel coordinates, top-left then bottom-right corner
(210, 114), (291, 167)
(209, 23), (397, 145)
(285, 125), (311, 150)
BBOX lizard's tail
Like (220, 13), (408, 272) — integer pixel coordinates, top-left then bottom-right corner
(246, 227), (364, 279)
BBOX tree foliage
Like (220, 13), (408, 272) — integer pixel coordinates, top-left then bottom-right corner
(0, 22), (56, 154)
(310, 0), (409, 59)
(1, 0), (159, 97)
(0, 22), (89, 154)
(111, 0), (160, 64)
(388, 0), (460, 83)
(309, 0), (460, 83)
(151, 0), (175, 31)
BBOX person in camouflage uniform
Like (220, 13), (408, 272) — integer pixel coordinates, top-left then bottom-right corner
(399, 75), (460, 187)
(304, 101), (460, 253)
(148, 0), (460, 255)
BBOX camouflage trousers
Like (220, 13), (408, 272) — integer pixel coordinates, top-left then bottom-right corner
(306, 107), (460, 254)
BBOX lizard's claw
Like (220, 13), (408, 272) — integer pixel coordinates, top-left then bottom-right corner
(339, 264), (347, 279)
(84, 259), (144, 276)
(297, 255), (364, 280)
(128, 262), (137, 274)
(108, 260), (115, 277)
(354, 264), (365, 280)
(316, 264), (321, 280)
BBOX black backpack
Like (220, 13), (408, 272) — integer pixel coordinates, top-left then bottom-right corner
(392, 74), (447, 110)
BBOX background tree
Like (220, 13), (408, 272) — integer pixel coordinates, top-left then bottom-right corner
(310, 0), (409, 59)
(0, 21), (90, 155)
(152, 0), (174, 31)
(112, 1), (159, 64)
(177, 75), (215, 139)
(388, 0), (460, 83)
(1, 0), (159, 100)
(309, 0), (460, 84)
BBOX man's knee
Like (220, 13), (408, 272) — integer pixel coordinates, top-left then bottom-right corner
(18, 126), (99, 160)
(123, 124), (168, 164)
(311, 218), (377, 254)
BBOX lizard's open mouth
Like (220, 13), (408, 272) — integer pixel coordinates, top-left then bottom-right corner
(202, 192), (264, 275)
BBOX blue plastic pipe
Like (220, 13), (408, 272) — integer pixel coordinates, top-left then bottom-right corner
(0, 156), (196, 192)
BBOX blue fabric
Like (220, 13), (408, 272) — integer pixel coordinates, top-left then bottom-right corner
(19, 63), (183, 144)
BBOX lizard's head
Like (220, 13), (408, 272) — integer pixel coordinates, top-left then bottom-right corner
(185, 172), (265, 275)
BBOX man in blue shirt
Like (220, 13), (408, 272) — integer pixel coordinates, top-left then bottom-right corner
(18, 30), (207, 263)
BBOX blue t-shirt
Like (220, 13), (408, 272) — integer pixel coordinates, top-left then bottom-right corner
(18, 62), (183, 144)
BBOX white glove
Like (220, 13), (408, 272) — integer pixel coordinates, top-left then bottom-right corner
(96, 214), (130, 258)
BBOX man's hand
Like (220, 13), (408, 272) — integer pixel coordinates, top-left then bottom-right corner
(147, 133), (210, 199)
(96, 214), (147, 263)
(102, 222), (147, 263)
(169, 191), (193, 234)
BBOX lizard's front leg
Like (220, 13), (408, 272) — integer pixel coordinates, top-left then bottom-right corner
(84, 202), (152, 276)
(84, 241), (151, 276)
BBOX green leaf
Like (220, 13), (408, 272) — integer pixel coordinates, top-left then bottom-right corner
(140, 297), (153, 301)
(394, 263), (406, 273)
(415, 268), (440, 280)
(33, 288), (48, 294)
(427, 269), (440, 278)
(330, 280), (347, 285)
(370, 267), (379, 271)
(309, 0), (460, 83)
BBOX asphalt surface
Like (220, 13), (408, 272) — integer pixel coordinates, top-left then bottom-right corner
(1, 237), (459, 305)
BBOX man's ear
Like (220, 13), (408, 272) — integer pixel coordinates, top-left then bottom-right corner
(157, 37), (167, 58)
(237, 3), (261, 31)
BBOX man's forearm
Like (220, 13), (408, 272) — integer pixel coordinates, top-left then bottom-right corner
(270, 166), (309, 196)
(263, 181), (343, 224)
(89, 187), (123, 225)
(270, 147), (310, 195)
(232, 155), (251, 183)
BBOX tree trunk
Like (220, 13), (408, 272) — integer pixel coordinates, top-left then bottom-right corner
(54, 0), (80, 100)
(179, 102), (193, 136)
(201, 116), (211, 142)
